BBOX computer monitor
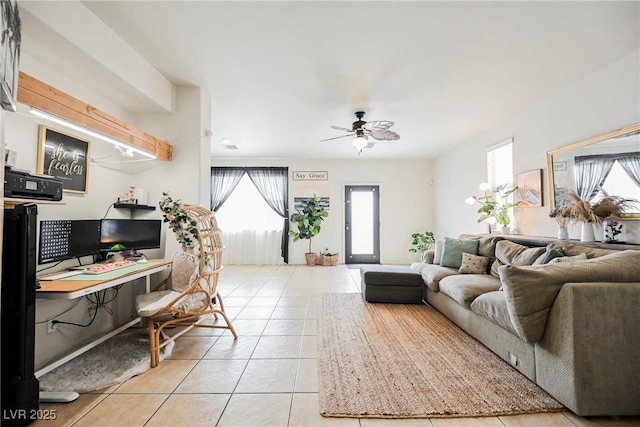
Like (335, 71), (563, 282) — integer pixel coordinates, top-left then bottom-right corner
(100, 219), (162, 252)
(38, 219), (102, 264)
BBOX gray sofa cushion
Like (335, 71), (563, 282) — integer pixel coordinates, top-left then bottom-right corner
(470, 291), (516, 334)
(499, 250), (640, 344)
(419, 264), (460, 292)
(491, 241), (546, 277)
(439, 274), (501, 307)
(458, 234), (504, 261)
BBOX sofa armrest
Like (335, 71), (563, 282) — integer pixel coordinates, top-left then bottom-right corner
(535, 282), (640, 416)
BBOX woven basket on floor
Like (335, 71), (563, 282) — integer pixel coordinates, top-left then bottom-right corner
(321, 253), (338, 266)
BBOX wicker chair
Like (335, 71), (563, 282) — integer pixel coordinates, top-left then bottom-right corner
(135, 204), (237, 367)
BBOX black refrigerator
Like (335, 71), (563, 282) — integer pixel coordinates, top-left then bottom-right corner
(1, 203), (39, 426)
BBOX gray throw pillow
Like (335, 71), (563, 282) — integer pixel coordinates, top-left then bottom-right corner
(440, 237), (479, 269)
(533, 248), (565, 265)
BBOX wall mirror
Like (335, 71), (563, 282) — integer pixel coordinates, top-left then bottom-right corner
(546, 123), (640, 219)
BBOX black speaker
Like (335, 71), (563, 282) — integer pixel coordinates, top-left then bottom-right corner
(1, 203), (39, 426)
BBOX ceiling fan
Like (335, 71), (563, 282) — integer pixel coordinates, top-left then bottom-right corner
(321, 111), (400, 154)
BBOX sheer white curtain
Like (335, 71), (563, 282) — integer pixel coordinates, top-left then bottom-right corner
(214, 173), (285, 265)
(220, 230), (284, 265)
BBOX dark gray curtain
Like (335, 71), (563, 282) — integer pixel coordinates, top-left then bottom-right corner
(246, 167), (289, 263)
(618, 152), (640, 187)
(574, 155), (616, 201)
(210, 167), (245, 212)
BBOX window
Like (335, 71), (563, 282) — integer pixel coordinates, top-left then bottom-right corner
(215, 174), (283, 232)
(486, 139), (515, 228)
(486, 139), (513, 189)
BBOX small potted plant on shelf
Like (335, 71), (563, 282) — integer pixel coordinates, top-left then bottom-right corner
(409, 231), (436, 262)
(288, 194), (328, 266)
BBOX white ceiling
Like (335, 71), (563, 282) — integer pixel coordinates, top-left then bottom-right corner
(18, 1), (640, 160)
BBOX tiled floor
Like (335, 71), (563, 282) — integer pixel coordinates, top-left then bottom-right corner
(35, 265), (640, 427)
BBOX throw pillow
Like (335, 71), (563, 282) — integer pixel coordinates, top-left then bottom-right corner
(533, 248), (565, 265)
(459, 252), (490, 274)
(440, 237), (479, 269)
(494, 240), (546, 266)
(548, 253), (588, 264)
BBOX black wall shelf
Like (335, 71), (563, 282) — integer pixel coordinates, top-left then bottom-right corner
(113, 203), (156, 211)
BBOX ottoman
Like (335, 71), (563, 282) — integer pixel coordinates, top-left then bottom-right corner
(360, 265), (424, 303)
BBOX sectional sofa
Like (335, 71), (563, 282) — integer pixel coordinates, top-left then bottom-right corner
(362, 234), (640, 416)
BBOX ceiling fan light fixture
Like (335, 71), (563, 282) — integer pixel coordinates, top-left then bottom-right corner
(352, 136), (368, 151)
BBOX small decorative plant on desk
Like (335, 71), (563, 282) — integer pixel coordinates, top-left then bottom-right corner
(409, 231), (436, 263)
(288, 194), (328, 266)
(159, 192), (199, 250)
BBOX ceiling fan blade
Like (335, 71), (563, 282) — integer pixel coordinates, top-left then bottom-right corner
(320, 134), (353, 142)
(367, 129), (400, 141)
(362, 120), (394, 131)
(330, 125), (353, 132)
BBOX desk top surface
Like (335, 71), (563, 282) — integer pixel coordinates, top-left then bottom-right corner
(37, 259), (171, 293)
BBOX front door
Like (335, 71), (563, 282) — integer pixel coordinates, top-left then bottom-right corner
(344, 185), (380, 264)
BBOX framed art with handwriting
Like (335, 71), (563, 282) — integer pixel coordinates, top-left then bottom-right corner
(37, 125), (90, 194)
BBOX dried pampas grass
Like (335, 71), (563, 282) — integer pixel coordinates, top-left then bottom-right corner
(561, 190), (638, 224)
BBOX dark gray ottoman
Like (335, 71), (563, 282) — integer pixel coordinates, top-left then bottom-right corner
(360, 265), (424, 304)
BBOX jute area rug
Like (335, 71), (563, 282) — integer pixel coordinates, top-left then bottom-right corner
(318, 293), (563, 419)
(39, 328), (173, 393)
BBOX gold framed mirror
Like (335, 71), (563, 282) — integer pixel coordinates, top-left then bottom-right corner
(546, 123), (640, 219)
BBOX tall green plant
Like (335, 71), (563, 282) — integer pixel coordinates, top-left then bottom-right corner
(472, 183), (519, 227)
(288, 194), (329, 253)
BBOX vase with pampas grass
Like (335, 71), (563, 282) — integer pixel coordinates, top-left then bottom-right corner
(554, 190), (638, 242)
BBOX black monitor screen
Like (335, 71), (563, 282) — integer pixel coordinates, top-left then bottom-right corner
(100, 219), (161, 252)
(39, 220), (102, 264)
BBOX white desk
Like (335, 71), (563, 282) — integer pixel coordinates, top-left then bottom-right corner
(35, 259), (171, 378)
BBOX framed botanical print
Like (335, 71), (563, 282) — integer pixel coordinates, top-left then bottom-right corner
(37, 125), (90, 194)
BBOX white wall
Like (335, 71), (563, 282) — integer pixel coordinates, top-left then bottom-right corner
(3, 83), (204, 369)
(212, 158), (434, 265)
(433, 49), (640, 243)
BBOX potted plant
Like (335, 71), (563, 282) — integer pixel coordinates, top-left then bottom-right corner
(409, 231), (436, 262)
(468, 183), (520, 234)
(553, 190), (638, 242)
(288, 194), (329, 266)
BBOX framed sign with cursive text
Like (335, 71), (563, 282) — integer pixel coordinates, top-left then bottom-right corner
(36, 125), (90, 194)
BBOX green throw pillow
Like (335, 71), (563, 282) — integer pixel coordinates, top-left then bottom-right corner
(533, 248), (565, 265)
(440, 237), (479, 269)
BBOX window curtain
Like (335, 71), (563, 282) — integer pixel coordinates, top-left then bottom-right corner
(618, 152), (640, 188)
(246, 167), (289, 263)
(210, 167), (246, 212)
(574, 155), (616, 201)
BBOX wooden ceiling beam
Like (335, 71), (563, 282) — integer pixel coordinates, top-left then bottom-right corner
(17, 72), (173, 161)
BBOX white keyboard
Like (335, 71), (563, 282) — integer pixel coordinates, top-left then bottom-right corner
(38, 270), (85, 281)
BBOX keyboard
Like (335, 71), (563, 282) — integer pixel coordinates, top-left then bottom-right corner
(38, 270), (85, 281)
(85, 260), (136, 275)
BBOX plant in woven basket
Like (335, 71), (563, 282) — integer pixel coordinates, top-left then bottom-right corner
(159, 192), (199, 248)
(288, 194), (328, 255)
